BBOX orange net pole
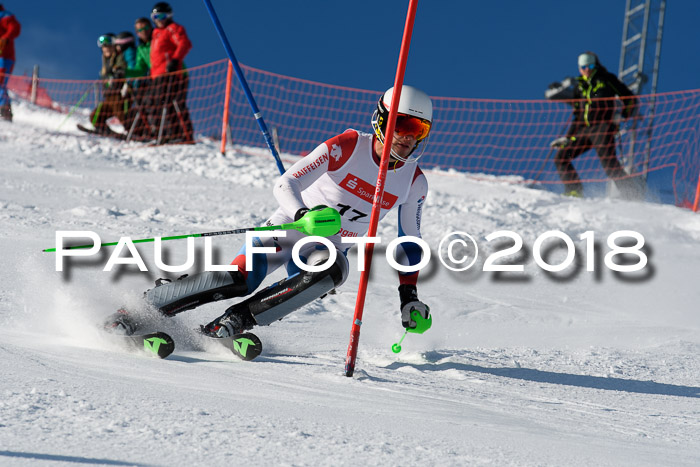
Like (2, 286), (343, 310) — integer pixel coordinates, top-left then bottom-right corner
(220, 60), (233, 155)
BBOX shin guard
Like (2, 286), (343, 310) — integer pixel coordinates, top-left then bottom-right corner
(145, 271), (248, 316)
(221, 250), (348, 327)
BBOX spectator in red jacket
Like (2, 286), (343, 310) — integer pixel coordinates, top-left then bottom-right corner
(0, 3), (21, 121)
(149, 2), (194, 144)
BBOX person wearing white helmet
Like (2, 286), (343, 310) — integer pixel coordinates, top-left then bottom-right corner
(103, 85), (433, 341)
(550, 51), (639, 197)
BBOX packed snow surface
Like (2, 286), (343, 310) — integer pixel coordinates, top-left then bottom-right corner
(1, 101), (699, 466)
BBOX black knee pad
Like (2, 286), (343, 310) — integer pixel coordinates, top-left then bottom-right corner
(304, 248), (348, 288)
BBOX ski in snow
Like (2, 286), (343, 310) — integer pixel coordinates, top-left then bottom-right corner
(77, 123), (127, 140)
(213, 332), (263, 361)
(107, 330), (262, 361)
(111, 332), (175, 359)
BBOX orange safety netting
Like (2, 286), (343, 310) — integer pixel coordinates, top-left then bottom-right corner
(5, 59), (700, 207)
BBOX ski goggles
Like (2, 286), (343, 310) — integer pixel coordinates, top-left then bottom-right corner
(136, 26), (151, 33)
(97, 35), (114, 47)
(393, 114), (432, 141)
(579, 63), (596, 70)
(113, 36), (134, 46)
(150, 11), (172, 22)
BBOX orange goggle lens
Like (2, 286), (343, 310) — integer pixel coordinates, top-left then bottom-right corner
(394, 114), (431, 141)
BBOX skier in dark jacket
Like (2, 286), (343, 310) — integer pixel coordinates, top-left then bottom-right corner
(549, 52), (639, 197)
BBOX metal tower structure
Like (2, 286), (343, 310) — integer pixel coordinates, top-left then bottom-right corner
(618, 0), (666, 95)
(616, 0), (666, 188)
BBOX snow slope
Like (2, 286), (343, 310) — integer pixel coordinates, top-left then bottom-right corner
(1, 101), (699, 466)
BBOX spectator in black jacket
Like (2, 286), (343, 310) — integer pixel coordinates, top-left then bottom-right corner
(548, 52), (639, 197)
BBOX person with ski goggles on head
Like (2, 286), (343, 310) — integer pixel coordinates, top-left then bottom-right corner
(104, 86), (433, 343)
(549, 52), (640, 198)
(82, 33), (128, 137)
(148, 2), (194, 144)
(114, 32), (138, 76)
(113, 30), (152, 140)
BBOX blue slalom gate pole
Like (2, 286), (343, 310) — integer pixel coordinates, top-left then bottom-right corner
(202, 0), (286, 175)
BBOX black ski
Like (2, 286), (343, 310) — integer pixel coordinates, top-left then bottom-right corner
(112, 332), (175, 359)
(77, 123), (127, 140)
(215, 332), (263, 361)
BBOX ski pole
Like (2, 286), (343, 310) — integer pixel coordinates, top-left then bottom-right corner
(172, 98), (193, 143)
(531, 146), (555, 184)
(126, 110), (141, 141)
(390, 310), (432, 354)
(157, 76), (173, 145)
(125, 84), (154, 141)
(391, 330), (408, 353)
(57, 84), (92, 130)
(42, 207), (340, 252)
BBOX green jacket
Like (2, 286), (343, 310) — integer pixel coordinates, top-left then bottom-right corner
(127, 42), (151, 78)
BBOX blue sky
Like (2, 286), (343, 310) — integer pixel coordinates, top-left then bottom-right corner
(7, 1), (700, 99)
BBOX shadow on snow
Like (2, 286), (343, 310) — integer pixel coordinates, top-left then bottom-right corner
(384, 352), (700, 399)
(0, 451), (155, 466)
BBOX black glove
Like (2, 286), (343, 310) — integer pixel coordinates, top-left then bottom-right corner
(294, 208), (309, 222)
(166, 60), (180, 73)
(547, 82), (562, 90)
(398, 284), (430, 329)
(294, 205), (328, 221)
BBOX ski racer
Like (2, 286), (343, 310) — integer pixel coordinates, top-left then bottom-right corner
(105, 85), (433, 340)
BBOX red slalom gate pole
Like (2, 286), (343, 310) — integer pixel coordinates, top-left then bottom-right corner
(692, 170), (700, 212)
(344, 0), (419, 377)
(220, 60), (234, 155)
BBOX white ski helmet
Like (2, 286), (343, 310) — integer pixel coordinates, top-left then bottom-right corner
(371, 85), (433, 162)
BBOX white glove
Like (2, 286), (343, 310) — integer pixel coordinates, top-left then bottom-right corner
(550, 136), (571, 148)
(398, 284), (430, 329)
(401, 300), (430, 329)
(120, 83), (129, 98)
